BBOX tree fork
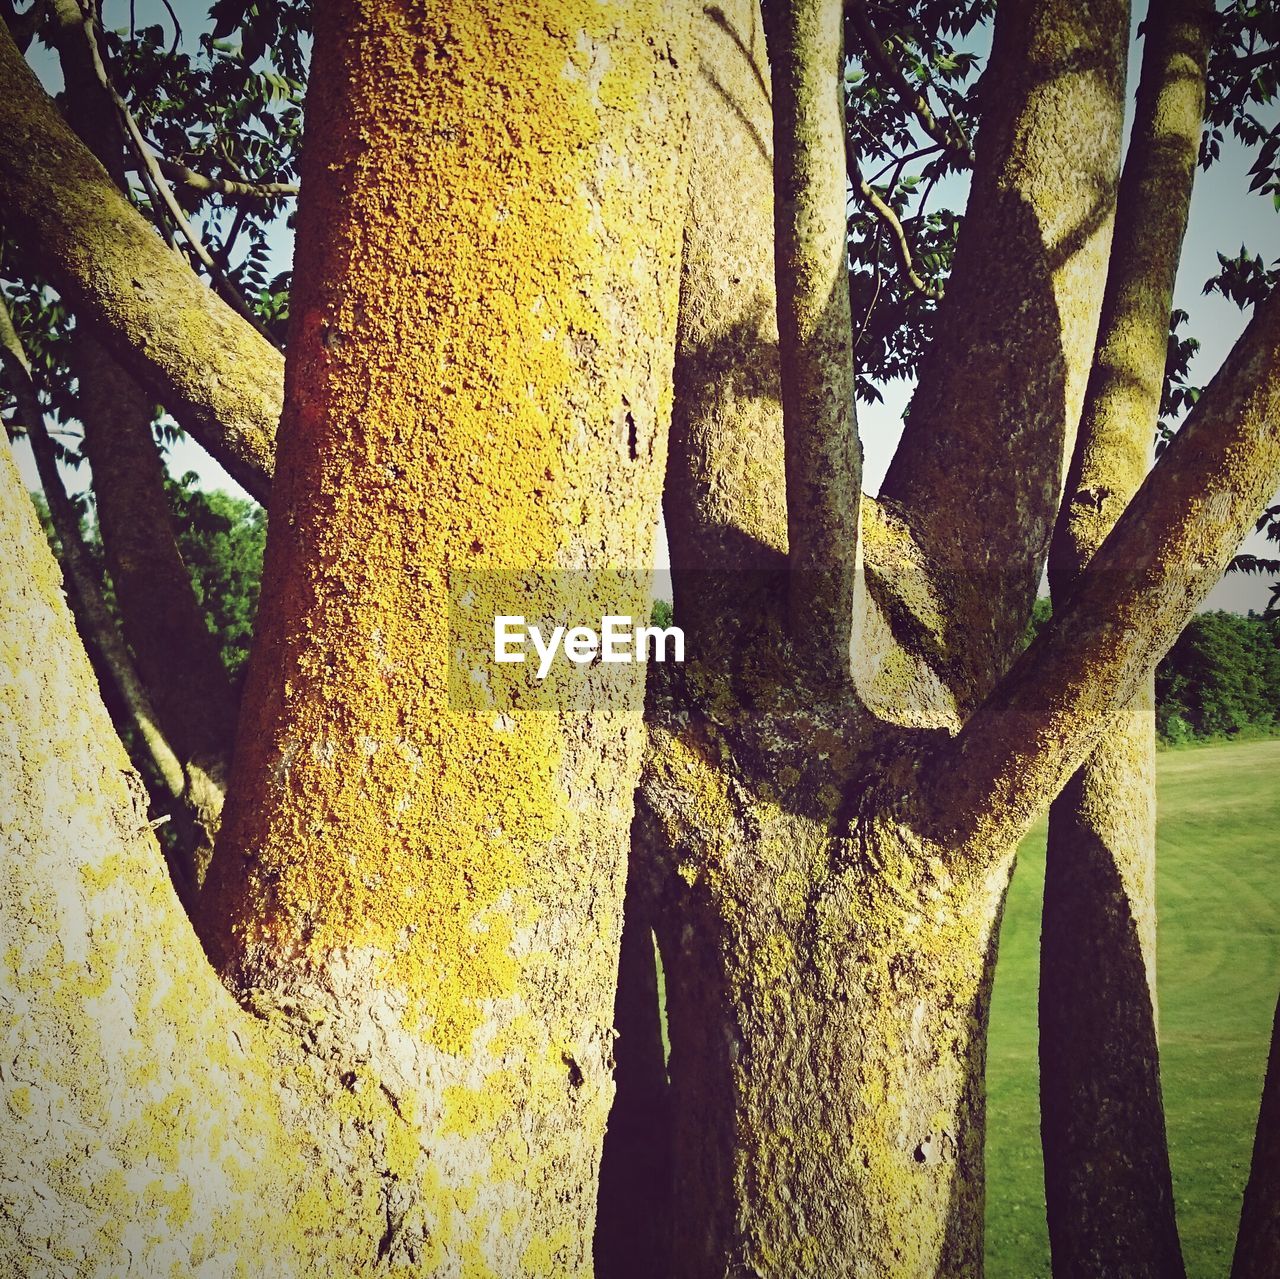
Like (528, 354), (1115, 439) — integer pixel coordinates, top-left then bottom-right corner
(1040, 0), (1211, 1271)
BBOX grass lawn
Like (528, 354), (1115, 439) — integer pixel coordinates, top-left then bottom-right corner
(985, 737), (1280, 1278)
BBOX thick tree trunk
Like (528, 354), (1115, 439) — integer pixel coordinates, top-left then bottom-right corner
(638, 683), (1012, 1277)
(880, 0), (1128, 708)
(0, 437), (407, 1276)
(196, 2), (691, 1272)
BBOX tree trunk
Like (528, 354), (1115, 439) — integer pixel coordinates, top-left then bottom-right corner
(1233, 993), (1280, 1279)
(638, 682), (1013, 1276)
(1039, 5), (1209, 1269)
(196, 1), (691, 1272)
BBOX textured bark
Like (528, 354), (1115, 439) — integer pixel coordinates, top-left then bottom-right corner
(880, 0), (1128, 709)
(198, 2), (690, 1271)
(765, 0), (861, 675)
(664, 0), (788, 651)
(636, 658), (1010, 1277)
(1234, 994), (1280, 1279)
(932, 291), (1280, 862)
(1040, 3), (1210, 1272)
(0, 22), (280, 502)
(0, 437), (424, 1277)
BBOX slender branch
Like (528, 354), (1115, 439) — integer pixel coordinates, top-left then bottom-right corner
(766, 0), (862, 679)
(0, 22), (280, 502)
(151, 155), (299, 200)
(847, 143), (942, 299)
(73, 9), (278, 346)
(927, 290), (1280, 865)
(845, 0), (972, 163)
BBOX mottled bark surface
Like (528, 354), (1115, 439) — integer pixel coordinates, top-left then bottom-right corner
(0, 23), (280, 501)
(636, 655), (1009, 1277)
(1040, 2), (1210, 1272)
(765, 0), (861, 671)
(880, 0), (1128, 709)
(0, 440), (403, 1277)
(664, 0), (788, 652)
(200, 2), (691, 1272)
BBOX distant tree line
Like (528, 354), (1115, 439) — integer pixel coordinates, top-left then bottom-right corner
(1027, 599), (1280, 744)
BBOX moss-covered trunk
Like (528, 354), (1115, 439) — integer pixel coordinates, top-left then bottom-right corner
(193, 0), (691, 1271)
(637, 681), (1013, 1277)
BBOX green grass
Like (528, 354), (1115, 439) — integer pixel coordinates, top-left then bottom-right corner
(985, 737), (1280, 1278)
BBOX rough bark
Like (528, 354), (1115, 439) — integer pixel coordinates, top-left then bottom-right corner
(46, 0), (237, 883)
(1040, 3), (1210, 1272)
(0, 22), (280, 502)
(0, 436), (420, 1276)
(663, 0), (788, 652)
(932, 290), (1280, 862)
(879, 0), (1129, 709)
(765, 0), (861, 676)
(198, 2), (691, 1272)
(636, 657), (1009, 1277)
(1234, 993), (1280, 1279)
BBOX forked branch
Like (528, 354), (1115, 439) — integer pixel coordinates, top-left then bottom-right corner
(930, 291), (1280, 864)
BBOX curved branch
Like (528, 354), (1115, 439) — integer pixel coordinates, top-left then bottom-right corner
(152, 155), (299, 199)
(848, 150), (942, 299)
(845, 0), (972, 163)
(0, 23), (280, 502)
(927, 290), (1280, 864)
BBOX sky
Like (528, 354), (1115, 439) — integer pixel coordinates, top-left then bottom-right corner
(9, 0), (1278, 612)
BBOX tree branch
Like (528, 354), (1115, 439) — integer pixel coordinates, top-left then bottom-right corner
(927, 290), (1280, 864)
(1038, 2), (1211, 1267)
(847, 147), (942, 299)
(766, 0), (862, 679)
(69, 4), (276, 344)
(845, 0), (972, 164)
(0, 299), (191, 871)
(149, 155), (298, 200)
(878, 0), (1128, 711)
(0, 22), (280, 502)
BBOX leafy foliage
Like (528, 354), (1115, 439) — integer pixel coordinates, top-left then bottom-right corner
(165, 472), (266, 686)
(1157, 610), (1280, 741)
